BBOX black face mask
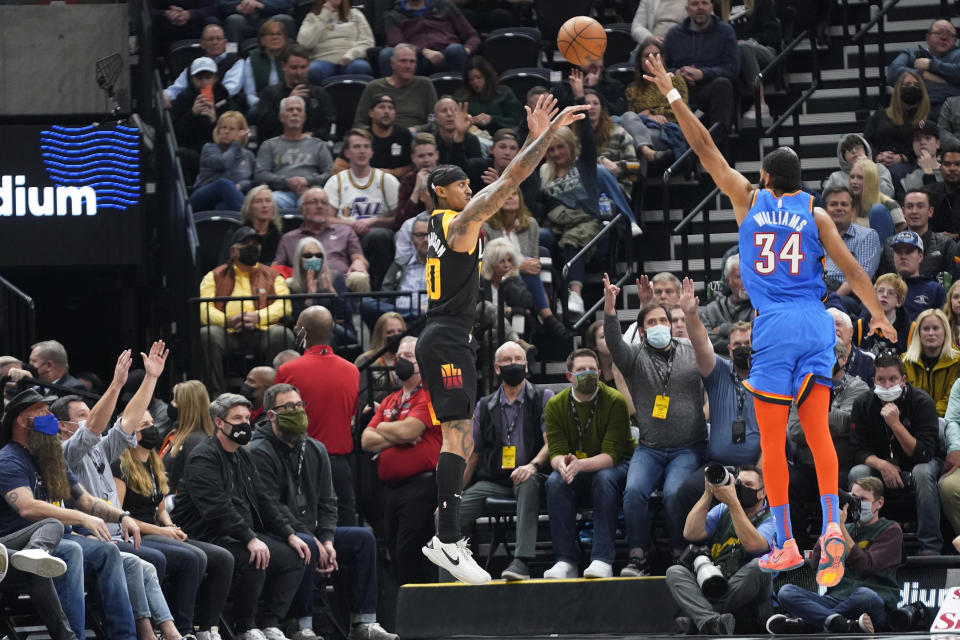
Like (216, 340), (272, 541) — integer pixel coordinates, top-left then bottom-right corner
(239, 383), (257, 404)
(165, 403), (179, 424)
(395, 357), (415, 381)
(900, 85), (922, 106)
(385, 335), (401, 355)
(223, 420), (252, 445)
(736, 481), (761, 508)
(731, 346), (751, 371)
(499, 363), (527, 386)
(236, 244), (260, 267)
(138, 425), (163, 450)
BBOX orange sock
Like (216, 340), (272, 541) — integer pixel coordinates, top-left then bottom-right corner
(796, 383), (838, 497)
(754, 396), (792, 543)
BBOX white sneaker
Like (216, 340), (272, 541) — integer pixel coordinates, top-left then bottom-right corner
(583, 560), (613, 578)
(421, 536), (491, 584)
(348, 622), (399, 640)
(11, 548), (67, 578)
(567, 290), (584, 315)
(542, 561), (578, 579)
(261, 628), (290, 640)
(0, 543), (7, 583)
(291, 630), (321, 640)
(237, 630), (268, 640)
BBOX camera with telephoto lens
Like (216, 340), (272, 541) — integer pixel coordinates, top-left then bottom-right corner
(678, 545), (728, 599)
(705, 463), (737, 486)
(838, 489), (861, 519)
(890, 601), (934, 631)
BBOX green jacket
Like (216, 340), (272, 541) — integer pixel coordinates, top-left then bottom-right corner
(545, 382), (633, 463)
(463, 85), (523, 132)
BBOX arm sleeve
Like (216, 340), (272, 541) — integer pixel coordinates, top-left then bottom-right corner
(831, 379), (868, 438)
(256, 90), (283, 141)
(246, 445), (301, 534)
(704, 504), (725, 537)
(98, 419), (139, 462)
(861, 229), (882, 278)
(199, 270), (227, 327)
(346, 10), (376, 60)
(929, 53), (960, 84)
(545, 395), (572, 459)
(345, 229), (363, 258)
(384, 173), (400, 212)
(259, 0), (293, 16)
(165, 69), (189, 102)
(312, 89), (337, 141)
(600, 394), (630, 461)
(849, 396), (872, 465)
(604, 312), (640, 374)
(222, 60), (244, 97)
(886, 50), (914, 85)
(61, 425), (102, 472)
(242, 61), (260, 109)
(296, 11), (325, 48)
(185, 449), (258, 543)
(255, 141), (290, 191)
(631, 1), (653, 43)
(908, 392), (940, 463)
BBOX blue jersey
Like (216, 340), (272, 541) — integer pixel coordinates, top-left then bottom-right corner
(738, 188), (825, 309)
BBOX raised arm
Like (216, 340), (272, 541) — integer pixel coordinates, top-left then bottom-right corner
(642, 52), (754, 221)
(121, 341), (169, 435)
(85, 350), (132, 436)
(678, 278), (717, 378)
(445, 95), (588, 252)
(815, 209), (897, 343)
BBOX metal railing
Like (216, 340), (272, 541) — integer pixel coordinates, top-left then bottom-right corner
(560, 211), (630, 280)
(762, 31), (821, 153)
(572, 271), (634, 331)
(0, 276), (35, 358)
(673, 187), (722, 283)
(749, 30), (815, 134)
(853, 0), (901, 112)
(661, 122), (720, 220)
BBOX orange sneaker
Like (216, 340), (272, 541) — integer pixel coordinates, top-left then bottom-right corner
(759, 538), (804, 573)
(816, 522), (847, 587)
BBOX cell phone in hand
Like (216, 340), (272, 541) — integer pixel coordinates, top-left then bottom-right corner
(201, 85), (214, 102)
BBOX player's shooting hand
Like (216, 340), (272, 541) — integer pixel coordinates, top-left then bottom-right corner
(602, 272), (620, 314)
(868, 315), (897, 345)
(642, 53), (676, 96)
(525, 92), (559, 139)
(551, 104), (589, 129)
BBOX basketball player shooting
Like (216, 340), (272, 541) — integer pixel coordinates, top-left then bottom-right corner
(640, 53), (896, 587)
(418, 95), (588, 584)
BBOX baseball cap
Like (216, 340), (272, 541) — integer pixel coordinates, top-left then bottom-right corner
(371, 94), (394, 107)
(891, 230), (924, 252)
(911, 120), (939, 139)
(190, 57), (218, 76)
(492, 128), (519, 144)
(228, 226), (261, 246)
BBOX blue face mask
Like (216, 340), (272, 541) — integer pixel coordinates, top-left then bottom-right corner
(304, 257), (323, 273)
(859, 500), (874, 523)
(645, 324), (672, 349)
(31, 414), (59, 436)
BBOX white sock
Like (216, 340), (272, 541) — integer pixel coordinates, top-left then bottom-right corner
(299, 617), (313, 631)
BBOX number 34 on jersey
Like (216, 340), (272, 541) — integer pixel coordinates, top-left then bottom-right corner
(753, 232), (805, 275)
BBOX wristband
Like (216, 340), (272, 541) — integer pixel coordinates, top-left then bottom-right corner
(665, 88), (681, 105)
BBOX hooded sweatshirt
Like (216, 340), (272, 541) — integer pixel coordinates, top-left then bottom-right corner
(822, 133), (896, 199)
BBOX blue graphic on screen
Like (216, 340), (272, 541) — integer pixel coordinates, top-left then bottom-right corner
(39, 124), (140, 212)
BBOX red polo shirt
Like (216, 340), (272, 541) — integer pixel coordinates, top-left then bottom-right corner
(276, 345), (358, 455)
(367, 385), (441, 483)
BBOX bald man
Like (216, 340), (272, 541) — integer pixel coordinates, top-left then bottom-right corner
(275, 306), (360, 525)
(887, 18), (960, 108)
(242, 366), (276, 426)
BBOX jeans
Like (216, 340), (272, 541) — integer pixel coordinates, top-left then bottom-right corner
(849, 460), (943, 554)
(117, 538), (167, 580)
(142, 534), (208, 632)
(378, 44), (468, 77)
(186, 538), (235, 630)
(778, 583), (887, 629)
(546, 461), (629, 564)
(291, 527), (378, 622)
(3, 520), (74, 640)
(142, 559), (175, 624)
(625, 443), (706, 551)
(308, 58), (374, 84)
(121, 551), (151, 620)
(272, 189), (301, 211)
(666, 558), (772, 632)
(190, 177), (245, 212)
(222, 534), (306, 631)
(67, 534), (137, 639)
(519, 272), (550, 313)
(223, 13), (295, 43)
(52, 538), (86, 640)
(460, 476), (543, 559)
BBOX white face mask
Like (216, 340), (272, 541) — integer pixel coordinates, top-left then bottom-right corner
(874, 384), (903, 403)
(645, 324), (672, 349)
(859, 500), (875, 523)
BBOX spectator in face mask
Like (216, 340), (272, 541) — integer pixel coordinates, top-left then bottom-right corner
(675, 275), (762, 523)
(866, 71), (930, 183)
(699, 254), (754, 354)
(242, 366), (277, 428)
(603, 276), (707, 576)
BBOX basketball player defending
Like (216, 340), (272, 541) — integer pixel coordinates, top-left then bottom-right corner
(418, 95), (588, 584)
(641, 54), (896, 586)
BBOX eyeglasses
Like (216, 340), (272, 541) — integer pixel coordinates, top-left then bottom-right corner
(203, 35), (226, 41)
(929, 29), (957, 37)
(302, 252), (323, 258)
(273, 401), (306, 412)
(411, 232), (428, 239)
(302, 199), (327, 206)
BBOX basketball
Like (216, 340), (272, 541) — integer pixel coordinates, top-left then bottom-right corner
(557, 16), (607, 67)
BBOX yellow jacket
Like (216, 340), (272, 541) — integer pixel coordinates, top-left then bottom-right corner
(903, 351), (960, 416)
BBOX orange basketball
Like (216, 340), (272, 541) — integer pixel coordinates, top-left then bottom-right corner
(557, 16), (607, 67)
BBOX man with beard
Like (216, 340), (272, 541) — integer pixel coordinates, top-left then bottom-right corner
(250, 384), (398, 640)
(0, 389), (138, 639)
(699, 253), (754, 354)
(930, 141), (960, 237)
(332, 96), (413, 179)
(675, 277), (762, 519)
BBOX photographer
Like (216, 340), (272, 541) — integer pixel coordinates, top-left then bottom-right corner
(768, 477), (903, 634)
(665, 465), (776, 635)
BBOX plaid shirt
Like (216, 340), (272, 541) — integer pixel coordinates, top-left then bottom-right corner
(824, 222), (881, 285)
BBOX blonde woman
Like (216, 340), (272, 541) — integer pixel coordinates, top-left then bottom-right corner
(287, 237), (353, 341)
(866, 71), (930, 181)
(902, 308), (960, 415)
(355, 311), (405, 401)
(298, 0), (374, 83)
(190, 110), (254, 212)
(849, 157), (905, 243)
(160, 380), (213, 493)
(239, 185), (282, 263)
(944, 280), (960, 344)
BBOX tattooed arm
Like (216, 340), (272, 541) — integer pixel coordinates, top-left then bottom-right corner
(444, 97), (589, 252)
(3, 486), (110, 539)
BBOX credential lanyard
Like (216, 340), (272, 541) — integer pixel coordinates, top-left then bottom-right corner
(652, 349), (675, 395)
(569, 393), (598, 453)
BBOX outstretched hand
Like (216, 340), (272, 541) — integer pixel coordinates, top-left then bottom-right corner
(679, 277), (699, 316)
(142, 340), (169, 379)
(551, 104), (589, 129)
(868, 315), (898, 345)
(641, 52), (676, 97)
(111, 349), (132, 389)
(602, 272), (620, 314)
(525, 92), (560, 139)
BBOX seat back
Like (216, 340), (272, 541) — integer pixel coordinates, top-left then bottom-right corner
(194, 214), (241, 279)
(430, 71), (463, 98)
(321, 74), (373, 141)
(498, 68), (551, 105)
(603, 24), (635, 67)
(167, 39), (202, 81)
(607, 62), (635, 88)
(533, 0), (593, 54)
(240, 37), (259, 57)
(482, 32), (541, 74)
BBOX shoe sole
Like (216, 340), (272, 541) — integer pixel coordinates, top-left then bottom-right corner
(758, 552), (804, 573)
(422, 545), (491, 585)
(816, 534), (846, 587)
(583, 572), (612, 579)
(11, 551), (67, 578)
(500, 571), (530, 581)
(859, 614), (874, 633)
